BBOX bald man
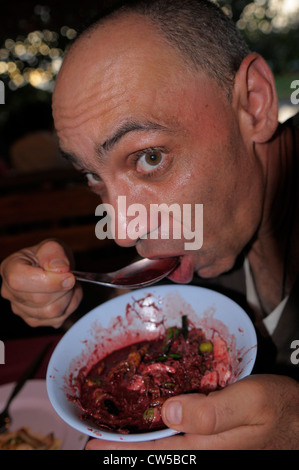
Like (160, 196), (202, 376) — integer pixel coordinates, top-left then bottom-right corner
(1, 0), (298, 449)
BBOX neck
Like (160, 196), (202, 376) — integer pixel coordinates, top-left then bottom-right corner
(248, 124), (298, 314)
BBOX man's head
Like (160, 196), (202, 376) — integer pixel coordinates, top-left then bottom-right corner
(53, 0), (278, 281)
(83, 0), (250, 100)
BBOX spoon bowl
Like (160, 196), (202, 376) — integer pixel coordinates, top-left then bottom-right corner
(72, 257), (180, 288)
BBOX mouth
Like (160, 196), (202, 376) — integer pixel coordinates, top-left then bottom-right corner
(137, 249), (194, 284)
(166, 255), (194, 284)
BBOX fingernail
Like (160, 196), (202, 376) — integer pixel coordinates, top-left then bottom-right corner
(62, 276), (74, 288)
(49, 258), (69, 268)
(165, 401), (182, 425)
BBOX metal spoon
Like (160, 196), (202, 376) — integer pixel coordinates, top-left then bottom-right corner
(72, 257), (180, 288)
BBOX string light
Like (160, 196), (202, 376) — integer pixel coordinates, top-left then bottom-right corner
(1, 2), (298, 92)
(0, 27), (76, 91)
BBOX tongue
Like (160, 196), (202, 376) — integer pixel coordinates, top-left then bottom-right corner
(167, 256), (194, 284)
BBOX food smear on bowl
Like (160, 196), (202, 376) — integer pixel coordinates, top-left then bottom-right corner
(73, 315), (232, 434)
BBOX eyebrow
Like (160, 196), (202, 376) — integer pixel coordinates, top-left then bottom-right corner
(98, 120), (169, 157)
(60, 149), (80, 165)
(59, 119), (169, 166)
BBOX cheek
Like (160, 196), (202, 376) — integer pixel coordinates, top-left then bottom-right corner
(203, 161), (264, 256)
(186, 132), (262, 240)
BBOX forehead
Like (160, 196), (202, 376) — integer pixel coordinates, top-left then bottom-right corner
(52, 12), (226, 162)
(53, 13), (188, 117)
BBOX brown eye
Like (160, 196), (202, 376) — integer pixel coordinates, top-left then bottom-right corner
(85, 172), (102, 184)
(136, 148), (165, 173)
(145, 151), (162, 166)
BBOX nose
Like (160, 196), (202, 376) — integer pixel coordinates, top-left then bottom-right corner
(96, 194), (149, 248)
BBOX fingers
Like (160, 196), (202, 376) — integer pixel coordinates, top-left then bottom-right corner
(84, 376), (268, 450)
(85, 429), (261, 451)
(0, 239), (82, 327)
(161, 376), (265, 435)
(86, 375), (299, 450)
(1, 240), (75, 293)
(86, 377), (261, 451)
(85, 435), (185, 451)
(36, 239), (74, 274)
(10, 284), (83, 328)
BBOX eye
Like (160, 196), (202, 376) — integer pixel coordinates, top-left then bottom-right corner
(84, 172), (102, 185)
(135, 148), (165, 174)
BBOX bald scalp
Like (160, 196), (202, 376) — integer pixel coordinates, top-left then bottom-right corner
(73, 0), (250, 100)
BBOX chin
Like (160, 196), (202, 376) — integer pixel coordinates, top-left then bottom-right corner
(196, 257), (236, 279)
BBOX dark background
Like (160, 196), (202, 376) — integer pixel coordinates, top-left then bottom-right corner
(0, 0), (298, 159)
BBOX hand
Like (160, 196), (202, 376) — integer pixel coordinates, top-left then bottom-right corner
(0, 239), (83, 328)
(86, 374), (299, 450)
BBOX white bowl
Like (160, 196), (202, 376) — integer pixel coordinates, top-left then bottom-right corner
(46, 284), (257, 443)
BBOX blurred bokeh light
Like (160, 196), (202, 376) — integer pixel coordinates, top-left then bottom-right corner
(0, 0), (298, 124)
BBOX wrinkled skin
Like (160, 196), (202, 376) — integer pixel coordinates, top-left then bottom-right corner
(1, 13), (298, 450)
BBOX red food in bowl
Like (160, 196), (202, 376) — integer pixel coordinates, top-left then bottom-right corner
(75, 316), (231, 434)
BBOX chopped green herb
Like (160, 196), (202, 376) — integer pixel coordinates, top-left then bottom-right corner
(165, 326), (179, 341)
(168, 353), (182, 360)
(155, 355), (168, 362)
(163, 382), (175, 388)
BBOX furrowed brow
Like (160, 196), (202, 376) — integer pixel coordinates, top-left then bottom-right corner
(98, 120), (168, 156)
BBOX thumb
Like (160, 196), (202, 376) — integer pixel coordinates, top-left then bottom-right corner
(36, 239), (73, 273)
(161, 376), (263, 435)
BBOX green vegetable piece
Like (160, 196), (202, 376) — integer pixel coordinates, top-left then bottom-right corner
(163, 326), (179, 353)
(165, 326), (179, 342)
(181, 315), (188, 339)
(199, 342), (213, 353)
(163, 382), (175, 388)
(155, 355), (168, 362)
(168, 353), (182, 359)
(143, 408), (154, 422)
(165, 328), (174, 342)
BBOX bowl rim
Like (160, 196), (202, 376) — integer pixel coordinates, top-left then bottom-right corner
(46, 284), (257, 442)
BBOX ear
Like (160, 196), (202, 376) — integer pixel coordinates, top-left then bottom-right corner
(232, 53), (278, 143)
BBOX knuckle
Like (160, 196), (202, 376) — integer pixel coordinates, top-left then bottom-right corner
(0, 283), (10, 300)
(244, 377), (269, 415)
(40, 239), (61, 251)
(23, 316), (42, 328)
(194, 398), (217, 434)
(5, 270), (23, 291)
(42, 297), (70, 319)
(10, 303), (21, 316)
(38, 239), (65, 260)
(10, 299), (66, 328)
(27, 292), (55, 308)
(51, 316), (67, 329)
